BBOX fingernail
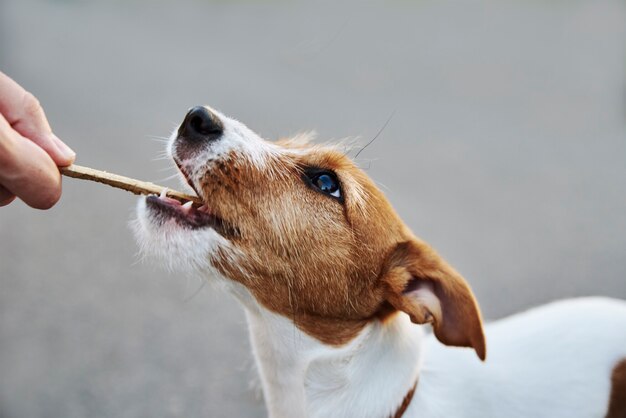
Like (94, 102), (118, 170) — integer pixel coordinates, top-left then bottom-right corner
(51, 134), (76, 163)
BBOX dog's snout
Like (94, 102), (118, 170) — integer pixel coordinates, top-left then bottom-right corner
(179, 106), (224, 142)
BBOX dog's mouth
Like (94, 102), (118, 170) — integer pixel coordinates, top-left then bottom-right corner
(146, 162), (238, 236)
(146, 192), (236, 236)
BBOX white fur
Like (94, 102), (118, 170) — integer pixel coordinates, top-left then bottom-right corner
(132, 198), (238, 273)
(232, 296), (626, 418)
(214, 279), (422, 418)
(408, 297), (626, 418)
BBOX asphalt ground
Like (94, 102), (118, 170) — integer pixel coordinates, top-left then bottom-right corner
(1, 0), (625, 416)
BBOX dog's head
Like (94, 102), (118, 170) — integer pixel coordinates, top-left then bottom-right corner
(134, 106), (485, 359)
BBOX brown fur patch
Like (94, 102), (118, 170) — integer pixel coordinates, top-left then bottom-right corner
(195, 139), (484, 354)
(383, 241), (486, 360)
(606, 358), (626, 418)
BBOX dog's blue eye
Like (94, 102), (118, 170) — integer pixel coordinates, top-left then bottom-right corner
(311, 172), (341, 199)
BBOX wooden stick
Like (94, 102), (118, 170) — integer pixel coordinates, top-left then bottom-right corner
(60, 164), (202, 204)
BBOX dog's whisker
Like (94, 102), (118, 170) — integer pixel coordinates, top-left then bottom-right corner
(146, 134), (172, 142)
(353, 109), (396, 159)
(184, 277), (207, 303)
(152, 156), (173, 162)
(153, 172), (183, 183)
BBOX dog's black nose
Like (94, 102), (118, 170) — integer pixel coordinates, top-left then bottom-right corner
(178, 106), (224, 142)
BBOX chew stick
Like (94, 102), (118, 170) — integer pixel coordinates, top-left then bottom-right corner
(60, 164), (202, 204)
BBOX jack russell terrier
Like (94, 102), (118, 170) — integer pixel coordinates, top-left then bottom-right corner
(134, 106), (626, 418)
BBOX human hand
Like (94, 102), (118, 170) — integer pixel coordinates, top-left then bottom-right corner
(0, 71), (75, 209)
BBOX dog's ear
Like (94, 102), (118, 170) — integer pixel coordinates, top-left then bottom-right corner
(382, 240), (486, 360)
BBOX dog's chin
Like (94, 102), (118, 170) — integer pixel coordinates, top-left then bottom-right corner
(132, 197), (231, 272)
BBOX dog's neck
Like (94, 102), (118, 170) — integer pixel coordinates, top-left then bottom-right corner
(229, 282), (423, 418)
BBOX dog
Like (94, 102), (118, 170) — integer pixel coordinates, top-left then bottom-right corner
(133, 106), (626, 418)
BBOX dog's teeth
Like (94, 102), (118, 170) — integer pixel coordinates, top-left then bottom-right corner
(160, 188), (168, 198)
(182, 201), (193, 211)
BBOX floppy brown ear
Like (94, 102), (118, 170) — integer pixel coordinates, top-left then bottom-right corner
(383, 240), (486, 360)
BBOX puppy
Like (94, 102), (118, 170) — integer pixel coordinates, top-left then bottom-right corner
(134, 106), (626, 418)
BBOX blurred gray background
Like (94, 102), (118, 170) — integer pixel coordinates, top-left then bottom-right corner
(1, 0), (625, 416)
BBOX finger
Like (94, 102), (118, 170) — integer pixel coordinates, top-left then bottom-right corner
(0, 71), (75, 166)
(0, 114), (62, 209)
(50, 133), (76, 167)
(0, 184), (16, 206)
